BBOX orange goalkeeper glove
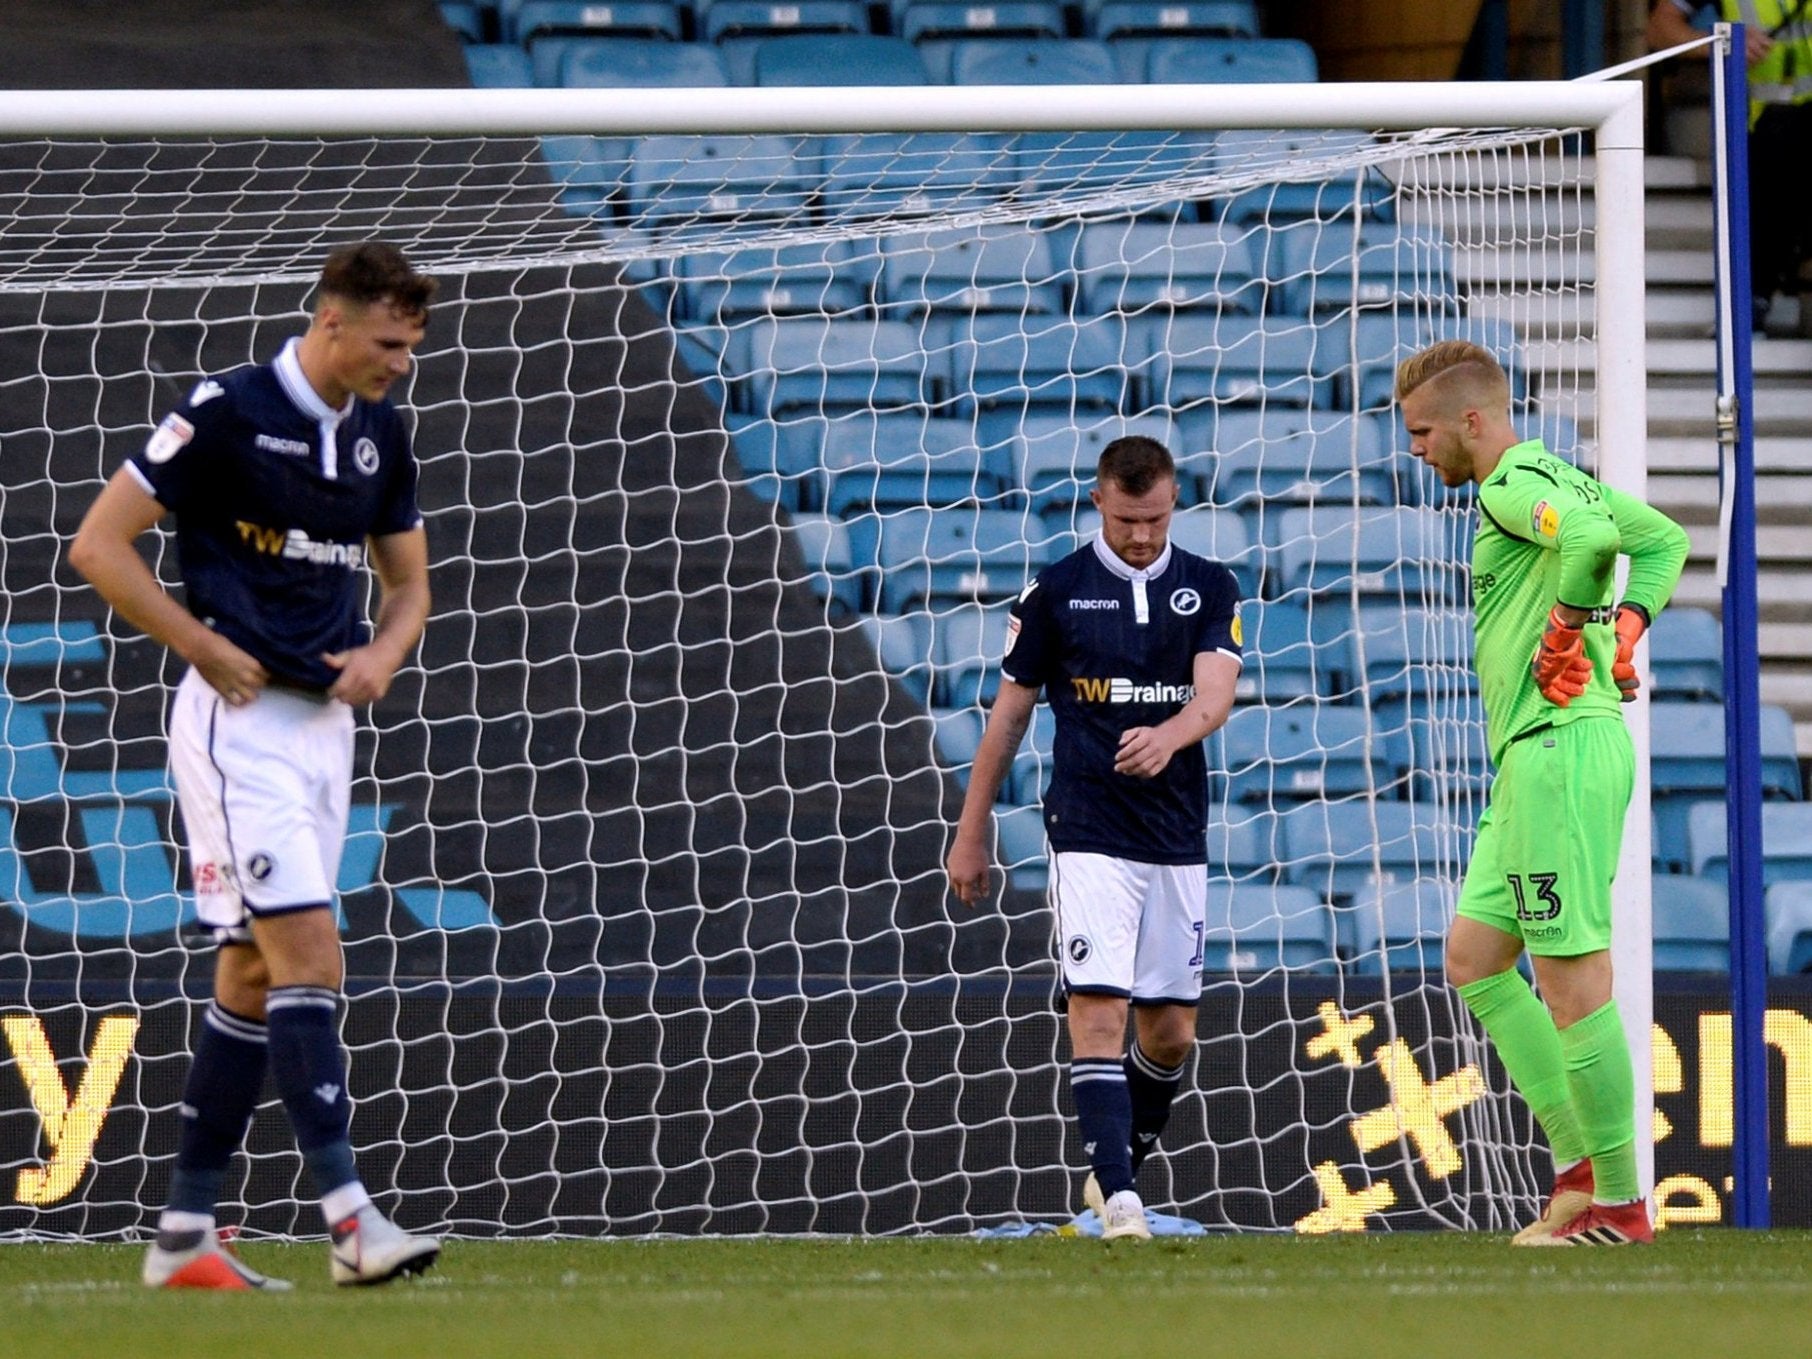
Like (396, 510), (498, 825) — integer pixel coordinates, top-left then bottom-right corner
(1531, 605), (1592, 706)
(1611, 603), (1651, 703)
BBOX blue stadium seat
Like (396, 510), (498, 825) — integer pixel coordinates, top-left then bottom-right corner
(464, 43), (535, 86)
(1207, 805), (1282, 880)
(1269, 219), (1458, 318)
(860, 611), (934, 702)
(855, 506), (1048, 613)
(820, 414), (1004, 517)
(1012, 131), (1218, 198)
(1235, 600), (1321, 702)
(538, 135), (631, 217)
(1009, 703), (1057, 803)
(1166, 505), (1259, 599)
(1089, 0), (1257, 79)
(675, 239), (872, 323)
(744, 317), (934, 417)
(1279, 798), (1457, 904)
(1218, 703), (1386, 805)
(1767, 881), (1812, 975)
(562, 37), (731, 86)
(819, 131), (1016, 218)
(1145, 35), (1318, 83)
(945, 37), (1119, 85)
(1652, 874), (1729, 973)
(1382, 696), (1491, 807)
(697, 0), (867, 40)
(1343, 604), (1475, 708)
(950, 313), (1137, 437)
(1689, 799), (1812, 888)
(930, 601), (1013, 707)
(899, 0), (1065, 46)
(752, 33), (929, 82)
(786, 513), (863, 612)
(1179, 407), (1398, 510)
(1203, 881), (1337, 975)
(625, 135), (813, 228)
(1271, 505), (1458, 608)
(1650, 701), (1802, 803)
(930, 703), (986, 765)
(1344, 879), (1450, 975)
(725, 415), (822, 509)
(875, 224), (1064, 318)
(1084, 0), (1255, 38)
(510, 0), (682, 41)
(1073, 220), (1263, 317)
(1211, 128), (1395, 225)
(995, 801), (1049, 890)
(441, 1), (488, 42)
(1648, 605), (1723, 701)
(1009, 413), (1174, 518)
(1142, 313), (1346, 411)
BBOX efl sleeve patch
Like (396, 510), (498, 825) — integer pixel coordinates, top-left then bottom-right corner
(1003, 613), (1021, 658)
(143, 412), (194, 465)
(1530, 499), (1561, 540)
(1229, 612), (1244, 648)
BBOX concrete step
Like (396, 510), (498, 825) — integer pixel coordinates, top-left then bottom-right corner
(1649, 474), (1812, 524)
(1683, 522), (1812, 563)
(1673, 567), (1812, 623)
(1522, 335), (1812, 379)
(1650, 436), (1812, 472)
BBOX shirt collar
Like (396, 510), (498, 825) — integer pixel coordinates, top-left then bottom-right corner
(1092, 533), (1172, 583)
(274, 337), (354, 424)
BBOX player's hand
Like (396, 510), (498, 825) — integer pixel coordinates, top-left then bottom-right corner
(946, 837), (992, 907)
(1114, 725), (1176, 778)
(323, 643), (402, 706)
(195, 634), (268, 708)
(1611, 603), (1651, 703)
(1531, 606), (1592, 706)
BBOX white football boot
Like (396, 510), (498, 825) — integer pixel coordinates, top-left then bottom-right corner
(143, 1227), (292, 1291)
(329, 1205), (441, 1286)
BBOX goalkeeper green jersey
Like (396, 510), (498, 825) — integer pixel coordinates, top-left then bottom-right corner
(1472, 439), (1690, 767)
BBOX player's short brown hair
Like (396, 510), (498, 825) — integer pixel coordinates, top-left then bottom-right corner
(1394, 339), (1508, 408)
(1097, 434), (1176, 497)
(317, 241), (437, 322)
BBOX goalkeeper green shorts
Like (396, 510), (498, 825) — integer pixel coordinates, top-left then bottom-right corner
(1456, 714), (1635, 957)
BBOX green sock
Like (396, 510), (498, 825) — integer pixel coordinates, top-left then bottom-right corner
(1558, 999), (1639, 1202)
(1456, 969), (1587, 1166)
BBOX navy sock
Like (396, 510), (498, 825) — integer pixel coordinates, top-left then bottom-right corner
(266, 985), (359, 1196)
(167, 1001), (268, 1217)
(1125, 1042), (1185, 1177)
(1070, 1058), (1134, 1197)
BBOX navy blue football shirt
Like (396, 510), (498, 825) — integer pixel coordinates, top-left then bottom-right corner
(128, 338), (422, 691)
(1001, 535), (1242, 864)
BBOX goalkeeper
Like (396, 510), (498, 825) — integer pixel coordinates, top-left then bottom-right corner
(1396, 341), (1690, 1247)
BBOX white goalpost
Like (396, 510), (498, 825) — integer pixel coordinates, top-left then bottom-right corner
(0, 78), (1649, 1238)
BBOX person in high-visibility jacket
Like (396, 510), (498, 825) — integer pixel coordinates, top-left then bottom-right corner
(1650, 0), (1812, 330)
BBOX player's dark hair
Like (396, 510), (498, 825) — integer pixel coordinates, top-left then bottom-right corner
(1097, 435), (1175, 497)
(317, 241), (437, 322)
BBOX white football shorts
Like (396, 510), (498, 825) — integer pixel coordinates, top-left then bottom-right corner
(1050, 851), (1207, 1004)
(168, 666), (354, 940)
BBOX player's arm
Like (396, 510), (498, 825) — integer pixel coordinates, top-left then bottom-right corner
(67, 465), (269, 702)
(1114, 649), (1240, 779)
(1599, 484), (1693, 700)
(324, 525), (430, 705)
(946, 678), (1039, 907)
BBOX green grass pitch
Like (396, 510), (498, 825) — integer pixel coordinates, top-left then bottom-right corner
(4, 1232), (1811, 1359)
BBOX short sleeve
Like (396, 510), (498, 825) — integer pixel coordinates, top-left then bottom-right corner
(129, 377), (230, 513)
(1193, 562), (1243, 660)
(371, 418), (422, 537)
(999, 578), (1053, 690)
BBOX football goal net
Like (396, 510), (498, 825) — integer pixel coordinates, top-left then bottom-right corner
(0, 78), (1649, 1238)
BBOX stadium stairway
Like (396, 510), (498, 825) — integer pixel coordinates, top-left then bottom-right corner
(0, 14), (1012, 985)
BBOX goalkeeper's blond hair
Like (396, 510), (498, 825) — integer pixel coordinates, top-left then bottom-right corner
(1394, 340), (1511, 411)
